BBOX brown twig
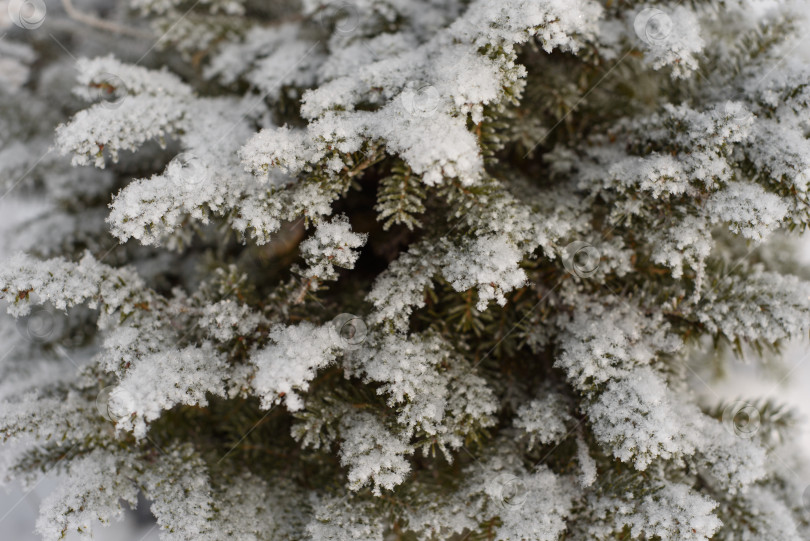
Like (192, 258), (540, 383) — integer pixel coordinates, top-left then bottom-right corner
(61, 0), (154, 39)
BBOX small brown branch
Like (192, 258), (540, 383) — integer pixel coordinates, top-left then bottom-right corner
(61, 0), (154, 39)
